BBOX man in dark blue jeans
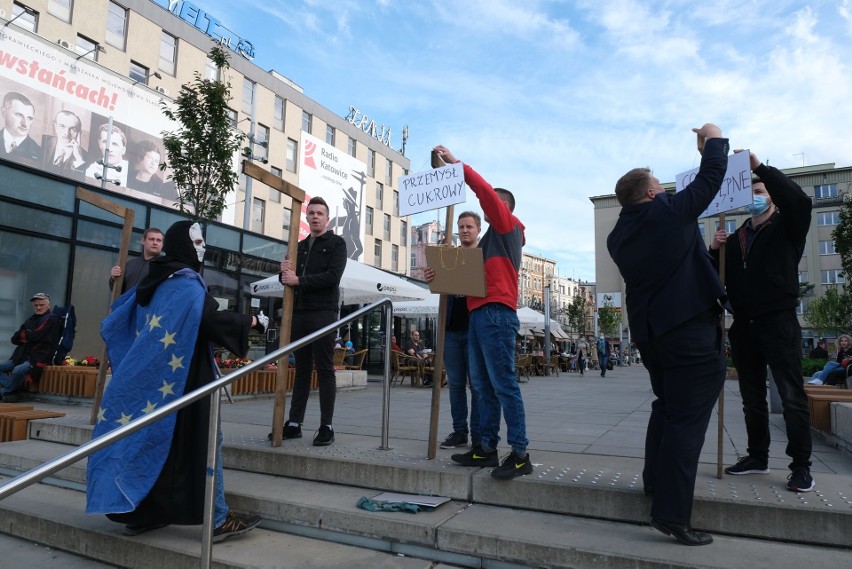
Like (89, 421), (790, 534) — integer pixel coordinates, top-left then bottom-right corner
(271, 196), (347, 446)
(428, 211), (482, 450)
(434, 144), (531, 481)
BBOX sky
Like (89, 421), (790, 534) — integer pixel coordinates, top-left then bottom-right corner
(197, 0), (852, 283)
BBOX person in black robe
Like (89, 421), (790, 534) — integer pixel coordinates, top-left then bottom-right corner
(87, 220), (267, 542)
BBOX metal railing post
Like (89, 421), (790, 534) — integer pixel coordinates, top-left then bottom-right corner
(380, 302), (393, 450)
(200, 386), (221, 568)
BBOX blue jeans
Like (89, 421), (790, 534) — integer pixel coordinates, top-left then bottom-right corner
(444, 330), (479, 443)
(468, 304), (528, 455)
(0, 359), (31, 395)
(214, 424), (228, 526)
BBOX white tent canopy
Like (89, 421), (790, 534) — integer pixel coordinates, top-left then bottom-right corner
(392, 295), (440, 316)
(249, 259), (429, 304)
(516, 306), (568, 338)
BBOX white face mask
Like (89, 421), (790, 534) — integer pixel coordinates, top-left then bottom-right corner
(189, 222), (206, 262)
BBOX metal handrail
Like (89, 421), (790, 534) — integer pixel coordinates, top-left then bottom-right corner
(0, 297), (395, 568)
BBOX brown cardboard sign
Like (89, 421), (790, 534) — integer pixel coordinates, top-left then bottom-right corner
(425, 246), (486, 297)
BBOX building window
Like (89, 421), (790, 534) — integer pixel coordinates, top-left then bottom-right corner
(75, 35), (101, 61)
(374, 239), (382, 265)
(301, 111), (312, 134)
(273, 97), (285, 130)
(282, 208), (291, 233)
(255, 124), (269, 161)
(393, 190), (399, 216)
(375, 182), (383, 210)
(106, 2), (128, 50)
(286, 139), (297, 173)
(814, 184), (838, 199)
(242, 78), (254, 115)
(159, 31), (177, 75)
(205, 57), (219, 81)
(368, 149), (375, 177)
(400, 220), (407, 246)
(714, 220), (736, 233)
(798, 271), (808, 284)
(410, 253), (417, 269)
(325, 125), (335, 146)
(821, 269), (845, 284)
(697, 222), (704, 236)
(47, 0), (71, 22)
(819, 240), (837, 255)
(252, 198), (265, 233)
(226, 108), (237, 128)
(348, 136), (356, 157)
(817, 211), (841, 226)
(386, 159), (393, 185)
(269, 167), (282, 202)
(392, 244), (399, 272)
(12, 2), (38, 32)
(384, 214), (391, 240)
(365, 207), (373, 235)
(128, 61), (149, 84)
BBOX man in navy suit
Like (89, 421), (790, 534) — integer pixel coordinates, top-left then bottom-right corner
(0, 92), (42, 162)
(607, 123), (728, 546)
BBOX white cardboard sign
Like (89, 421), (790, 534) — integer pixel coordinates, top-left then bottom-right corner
(675, 150), (752, 218)
(398, 162), (466, 216)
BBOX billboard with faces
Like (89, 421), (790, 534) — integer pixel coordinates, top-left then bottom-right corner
(0, 26), (178, 205)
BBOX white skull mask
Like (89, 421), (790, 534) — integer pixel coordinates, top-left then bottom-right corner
(189, 222), (206, 262)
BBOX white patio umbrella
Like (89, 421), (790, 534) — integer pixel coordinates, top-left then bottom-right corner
(249, 259), (429, 304)
(516, 307), (567, 338)
(393, 294), (440, 316)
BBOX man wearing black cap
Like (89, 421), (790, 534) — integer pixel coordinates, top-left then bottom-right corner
(0, 292), (62, 402)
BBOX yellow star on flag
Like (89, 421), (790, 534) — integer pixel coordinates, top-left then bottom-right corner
(160, 331), (176, 350)
(159, 380), (175, 399)
(168, 354), (185, 372)
(148, 314), (162, 331)
(97, 407), (106, 423)
(141, 401), (158, 414)
(116, 412), (133, 426)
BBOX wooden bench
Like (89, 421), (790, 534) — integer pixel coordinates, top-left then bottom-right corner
(26, 366), (99, 397)
(0, 409), (66, 442)
(806, 392), (852, 432)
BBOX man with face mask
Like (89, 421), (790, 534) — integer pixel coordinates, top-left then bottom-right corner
(711, 151), (814, 493)
(87, 220), (267, 542)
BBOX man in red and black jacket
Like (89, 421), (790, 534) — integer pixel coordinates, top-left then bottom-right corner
(433, 145), (531, 481)
(1, 292), (61, 401)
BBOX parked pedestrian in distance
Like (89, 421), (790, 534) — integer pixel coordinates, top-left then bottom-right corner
(711, 149), (814, 493)
(433, 144), (531, 481)
(607, 123), (729, 546)
(808, 339), (828, 360)
(270, 196), (347, 446)
(597, 334), (611, 377)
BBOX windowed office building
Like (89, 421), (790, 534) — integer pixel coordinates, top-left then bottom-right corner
(0, 0), (412, 365)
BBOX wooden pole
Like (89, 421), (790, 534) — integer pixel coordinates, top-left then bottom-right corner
(240, 160), (306, 448)
(76, 187), (134, 425)
(427, 150), (452, 459)
(717, 212), (727, 479)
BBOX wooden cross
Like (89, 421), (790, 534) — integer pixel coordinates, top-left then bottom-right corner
(242, 160), (305, 447)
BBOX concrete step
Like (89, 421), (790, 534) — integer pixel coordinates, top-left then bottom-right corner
(13, 418), (852, 548)
(0, 477), (442, 569)
(2, 470), (850, 569)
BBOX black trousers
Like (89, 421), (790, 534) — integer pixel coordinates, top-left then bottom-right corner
(288, 309), (337, 427)
(638, 314), (725, 525)
(729, 312), (811, 469)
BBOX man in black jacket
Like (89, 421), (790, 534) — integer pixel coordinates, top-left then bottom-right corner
(272, 196), (347, 446)
(1, 292), (62, 401)
(608, 123), (728, 546)
(711, 151), (814, 492)
(109, 228), (164, 293)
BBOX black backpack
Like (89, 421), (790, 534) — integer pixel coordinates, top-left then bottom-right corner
(51, 304), (76, 364)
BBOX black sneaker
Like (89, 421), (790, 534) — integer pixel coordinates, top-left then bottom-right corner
(212, 511), (261, 543)
(313, 425), (334, 446)
(491, 451), (533, 480)
(440, 431), (468, 449)
(724, 456), (769, 475)
(123, 522), (169, 536)
(451, 445), (498, 467)
(267, 423), (303, 441)
(787, 467), (815, 492)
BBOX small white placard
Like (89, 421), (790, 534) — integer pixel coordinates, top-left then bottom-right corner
(675, 150), (752, 218)
(398, 162), (466, 216)
(250, 298), (261, 308)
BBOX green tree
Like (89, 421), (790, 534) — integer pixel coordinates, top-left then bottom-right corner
(160, 44), (244, 221)
(597, 301), (621, 338)
(566, 295), (587, 337)
(804, 286), (852, 337)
